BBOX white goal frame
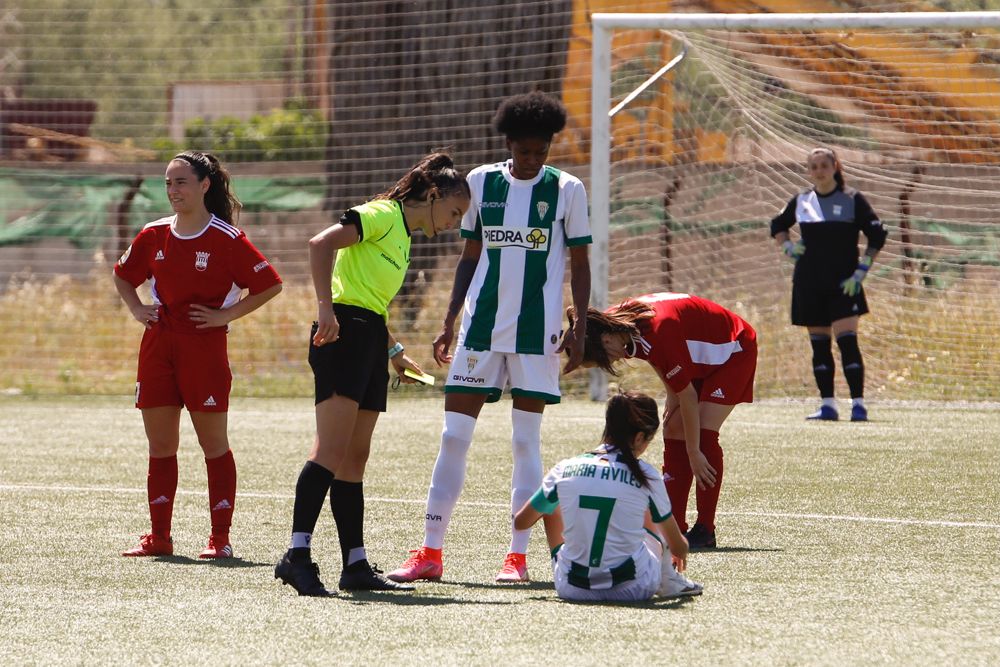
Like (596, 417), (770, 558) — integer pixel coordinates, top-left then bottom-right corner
(588, 11), (1000, 400)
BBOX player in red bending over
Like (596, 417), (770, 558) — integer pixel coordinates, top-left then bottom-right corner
(569, 292), (758, 550)
(113, 151), (282, 560)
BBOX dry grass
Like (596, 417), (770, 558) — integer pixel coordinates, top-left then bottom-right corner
(2, 265), (1000, 400)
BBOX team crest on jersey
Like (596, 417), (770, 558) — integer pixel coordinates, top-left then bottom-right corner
(467, 355), (478, 373)
(536, 201), (549, 221)
(483, 225), (549, 251)
(833, 205), (843, 216)
(194, 251), (210, 271)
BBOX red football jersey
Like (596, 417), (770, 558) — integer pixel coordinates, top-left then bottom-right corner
(114, 215), (282, 334)
(625, 292), (754, 393)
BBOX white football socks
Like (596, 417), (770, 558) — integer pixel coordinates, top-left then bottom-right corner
(509, 408), (544, 554)
(423, 411), (477, 550)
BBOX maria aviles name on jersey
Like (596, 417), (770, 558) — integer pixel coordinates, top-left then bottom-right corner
(562, 461), (644, 489)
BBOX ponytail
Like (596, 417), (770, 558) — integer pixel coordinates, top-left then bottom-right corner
(376, 151), (470, 203)
(172, 151), (241, 224)
(599, 391), (660, 488)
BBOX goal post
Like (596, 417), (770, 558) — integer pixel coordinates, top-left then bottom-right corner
(588, 11), (1000, 401)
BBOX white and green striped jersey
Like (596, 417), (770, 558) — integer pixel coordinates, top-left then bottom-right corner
(530, 447), (672, 590)
(457, 160), (591, 355)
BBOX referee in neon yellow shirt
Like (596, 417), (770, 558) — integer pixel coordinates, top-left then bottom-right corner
(275, 152), (471, 596)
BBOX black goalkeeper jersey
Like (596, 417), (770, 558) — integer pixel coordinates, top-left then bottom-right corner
(770, 185), (888, 285)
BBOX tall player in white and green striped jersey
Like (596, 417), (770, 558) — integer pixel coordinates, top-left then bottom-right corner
(388, 92), (592, 585)
(514, 392), (703, 601)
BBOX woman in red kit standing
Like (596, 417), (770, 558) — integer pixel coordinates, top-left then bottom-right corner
(113, 151), (282, 559)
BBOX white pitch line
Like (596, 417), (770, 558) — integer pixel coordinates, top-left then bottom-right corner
(717, 510), (1000, 530)
(2, 483), (999, 529)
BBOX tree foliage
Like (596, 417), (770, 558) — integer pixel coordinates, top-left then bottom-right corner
(10, 0), (296, 147)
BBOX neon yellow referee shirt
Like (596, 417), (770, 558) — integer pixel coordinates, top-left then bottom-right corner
(331, 199), (411, 320)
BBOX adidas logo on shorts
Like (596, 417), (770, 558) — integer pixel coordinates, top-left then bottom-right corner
(203, 396), (217, 407)
(710, 388), (725, 399)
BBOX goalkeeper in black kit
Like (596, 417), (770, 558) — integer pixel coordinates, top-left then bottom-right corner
(770, 147), (888, 422)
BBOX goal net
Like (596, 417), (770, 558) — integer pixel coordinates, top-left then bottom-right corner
(590, 12), (1000, 401)
(4, 5), (1000, 404)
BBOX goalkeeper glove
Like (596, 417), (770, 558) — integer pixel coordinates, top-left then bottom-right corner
(782, 239), (806, 262)
(841, 260), (871, 296)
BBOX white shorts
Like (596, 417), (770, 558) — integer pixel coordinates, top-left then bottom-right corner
(445, 347), (561, 404)
(553, 541), (661, 602)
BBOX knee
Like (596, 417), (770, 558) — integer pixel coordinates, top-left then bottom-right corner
(198, 439), (230, 459)
(836, 331), (862, 355)
(341, 444), (372, 468)
(511, 433), (541, 459)
(147, 432), (180, 457)
(441, 411), (476, 452)
(699, 429), (722, 456)
(309, 437), (348, 472)
(809, 333), (833, 364)
(664, 422), (685, 440)
(148, 440), (179, 458)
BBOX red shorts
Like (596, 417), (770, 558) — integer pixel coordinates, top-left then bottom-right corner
(135, 325), (231, 412)
(693, 330), (757, 406)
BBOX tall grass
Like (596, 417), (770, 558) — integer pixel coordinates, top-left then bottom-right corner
(2, 265), (999, 400)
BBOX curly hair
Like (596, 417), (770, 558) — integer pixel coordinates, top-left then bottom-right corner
(492, 91), (567, 141)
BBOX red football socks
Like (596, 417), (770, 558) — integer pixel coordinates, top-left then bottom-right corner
(662, 438), (693, 533)
(206, 449), (236, 541)
(147, 455), (178, 539)
(695, 429), (724, 532)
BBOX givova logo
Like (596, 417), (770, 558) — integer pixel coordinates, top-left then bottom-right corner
(483, 226), (549, 251)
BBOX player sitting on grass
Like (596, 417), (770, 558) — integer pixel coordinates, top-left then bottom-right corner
(514, 391), (703, 602)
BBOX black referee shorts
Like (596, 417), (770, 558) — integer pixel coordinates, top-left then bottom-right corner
(309, 303), (389, 411)
(791, 280), (869, 327)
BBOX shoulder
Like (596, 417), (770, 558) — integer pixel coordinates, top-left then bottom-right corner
(144, 215), (173, 229)
(352, 199), (402, 222)
(556, 169), (586, 196)
(638, 459), (660, 478)
(845, 187), (873, 207)
(139, 216), (173, 235)
(468, 162), (502, 179)
(778, 191), (807, 209)
(207, 216), (243, 240)
(548, 166), (582, 187)
(558, 453), (594, 469)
